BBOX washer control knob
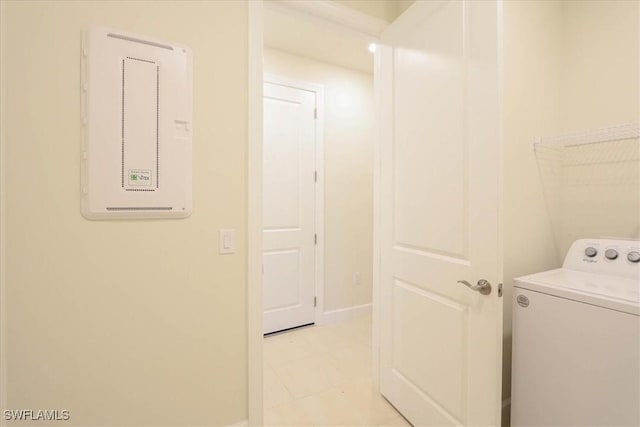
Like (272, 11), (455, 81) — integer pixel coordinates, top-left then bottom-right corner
(605, 249), (618, 260)
(585, 247), (597, 257)
(628, 251), (640, 263)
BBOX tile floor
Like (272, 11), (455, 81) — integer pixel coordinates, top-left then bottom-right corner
(263, 313), (411, 426)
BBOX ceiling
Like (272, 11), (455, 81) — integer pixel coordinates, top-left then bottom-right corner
(264, 2), (385, 74)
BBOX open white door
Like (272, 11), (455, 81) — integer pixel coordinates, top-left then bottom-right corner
(376, 1), (503, 425)
(263, 81), (317, 335)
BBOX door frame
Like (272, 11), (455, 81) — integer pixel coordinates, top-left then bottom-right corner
(247, 0), (380, 426)
(247, 2), (327, 421)
(262, 73), (326, 330)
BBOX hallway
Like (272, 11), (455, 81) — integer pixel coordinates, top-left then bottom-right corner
(263, 314), (409, 426)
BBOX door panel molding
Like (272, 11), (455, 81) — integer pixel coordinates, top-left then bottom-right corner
(391, 278), (469, 422)
(263, 248), (301, 312)
(393, 243), (471, 265)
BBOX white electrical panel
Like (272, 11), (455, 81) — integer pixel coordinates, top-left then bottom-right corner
(81, 27), (192, 219)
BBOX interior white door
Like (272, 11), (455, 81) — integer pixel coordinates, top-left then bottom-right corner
(263, 81), (316, 335)
(377, 1), (502, 425)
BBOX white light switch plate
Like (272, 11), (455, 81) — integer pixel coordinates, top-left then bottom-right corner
(219, 229), (236, 254)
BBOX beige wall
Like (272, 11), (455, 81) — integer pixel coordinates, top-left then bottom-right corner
(558, 0), (639, 255)
(562, 0), (639, 131)
(501, 1), (639, 424)
(502, 2), (564, 423)
(264, 48), (374, 312)
(1, 1), (248, 426)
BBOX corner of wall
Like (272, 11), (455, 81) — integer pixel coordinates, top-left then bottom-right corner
(0, 0), (8, 415)
(247, 1), (264, 426)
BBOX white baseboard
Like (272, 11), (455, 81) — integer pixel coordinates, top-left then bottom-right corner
(226, 420), (248, 427)
(318, 303), (372, 325)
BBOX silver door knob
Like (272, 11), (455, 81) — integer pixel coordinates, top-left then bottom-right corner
(457, 279), (492, 295)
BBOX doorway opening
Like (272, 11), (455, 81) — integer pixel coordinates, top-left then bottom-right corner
(248, 1), (420, 426)
(253, 0), (407, 425)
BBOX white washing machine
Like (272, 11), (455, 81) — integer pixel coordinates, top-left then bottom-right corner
(511, 238), (640, 427)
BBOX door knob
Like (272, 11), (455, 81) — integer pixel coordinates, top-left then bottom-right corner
(457, 279), (492, 295)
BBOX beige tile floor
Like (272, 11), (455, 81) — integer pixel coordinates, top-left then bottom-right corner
(263, 313), (411, 426)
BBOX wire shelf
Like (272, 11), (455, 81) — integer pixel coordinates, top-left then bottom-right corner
(534, 123), (640, 257)
(533, 123), (639, 149)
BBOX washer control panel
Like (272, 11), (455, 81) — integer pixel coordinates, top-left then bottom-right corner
(566, 239), (640, 279)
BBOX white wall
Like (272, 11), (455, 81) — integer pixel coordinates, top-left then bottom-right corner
(1, 1), (248, 425)
(264, 48), (374, 313)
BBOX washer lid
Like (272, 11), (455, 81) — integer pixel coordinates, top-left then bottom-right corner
(515, 268), (640, 315)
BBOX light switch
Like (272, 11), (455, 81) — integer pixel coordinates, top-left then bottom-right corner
(219, 229), (235, 254)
